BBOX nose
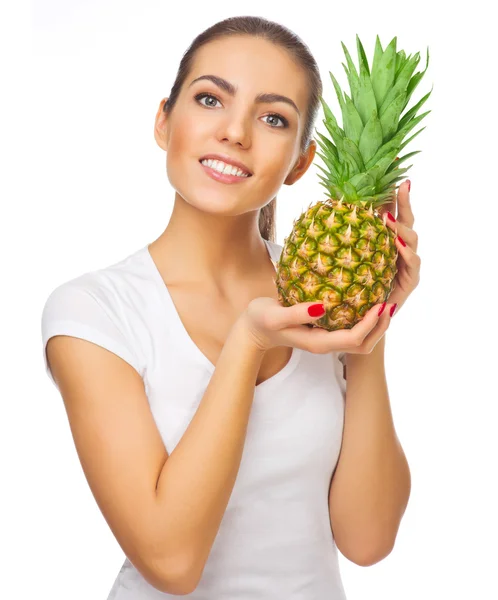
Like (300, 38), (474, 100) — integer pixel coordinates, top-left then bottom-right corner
(217, 112), (251, 148)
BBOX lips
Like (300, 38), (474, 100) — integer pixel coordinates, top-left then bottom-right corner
(199, 154), (253, 176)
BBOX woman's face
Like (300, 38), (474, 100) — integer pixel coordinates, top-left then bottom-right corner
(155, 35), (315, 218)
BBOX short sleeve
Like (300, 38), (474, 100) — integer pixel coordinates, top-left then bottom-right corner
(41, 283), (141, 391)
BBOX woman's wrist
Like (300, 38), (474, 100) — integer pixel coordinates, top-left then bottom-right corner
(231, 313), (269, 357)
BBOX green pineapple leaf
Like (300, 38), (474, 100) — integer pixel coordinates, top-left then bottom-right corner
(404, 46), (431, 111)
(314, 135), (330, 156)
(343, 180), (359, 199)
(343, 94), (363, 145)
(372, 36), (397, 108)
(342, 137), (365, 172)
(398, 126), (427, 152)
(395, 50), (407, 80)
(344, 160), (351, 180)
(364, 163), (384, 185)
(314, 128), (339, 159)
(380, 52), (421, 115)
(350, 172), (375, 190)
(359, 108), (383, 164)
(385, 150), (421, 173)
(398, 86), (433, 132)
(315, 152), (339, 180)
(356, 34), (371, 77)
(319, 94), (335, 122)
(319, 96), (346, 151)
(354, 40), (377, 125)
(314, 130), (339, 161)
(323, 119), (344, 150)
(383, 174), (411, 191)
(341, 62), (357, 102)
(315, 145), (339, 173)
(341, 41), (360, 104)
(356, 184), (377, 197)
(313, 35), (431, 212)
(368, 152), (400, 182)
(380, 90), (407, 141)
(328, 71), (346, 115)
(378, 165), (412, 188)
(370, 34), (385, 100)
(316, 173), (334, 188)
(366, 110), (430, 168)
(329, 71), (363, 145)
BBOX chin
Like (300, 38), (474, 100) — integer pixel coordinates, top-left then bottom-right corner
(175, 187), (251, 216)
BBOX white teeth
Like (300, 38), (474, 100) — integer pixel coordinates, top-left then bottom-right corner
(201, 158), (250, 177)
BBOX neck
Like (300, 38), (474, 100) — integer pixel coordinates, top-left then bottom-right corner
(149, 192), (272, 292)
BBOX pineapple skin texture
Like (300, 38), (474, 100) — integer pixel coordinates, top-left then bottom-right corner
(275, 197), (398, 332)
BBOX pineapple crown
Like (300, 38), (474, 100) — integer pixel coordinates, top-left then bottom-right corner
(314, 34), (433, 210)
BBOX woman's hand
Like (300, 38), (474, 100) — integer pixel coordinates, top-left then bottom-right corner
(239, 296), (396, 355)
(378, 179), (421, 315)
(239, 179), (419, 356)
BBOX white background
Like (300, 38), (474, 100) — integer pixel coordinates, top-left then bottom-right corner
(2, 1), (497, 598)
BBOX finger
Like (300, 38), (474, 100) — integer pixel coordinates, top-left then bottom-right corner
(376, 168), (401, 222)
(394, 180), (414, 228)
(377, 191), (398, 224)
(269, 301), (328, 331)
(355, 303), (395, 353)
(343, 302), (389, 347)
(394, 236), (422, 280)
(383, 214), (419, 253)
(282, 302), (386, 354)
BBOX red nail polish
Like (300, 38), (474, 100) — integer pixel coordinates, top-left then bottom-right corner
(387, 211), (396, 222)
(397, 235), (406, 247)
(407, 180), (411, 192)
(389, 303), (398, 317)
(308, 303), (325, 317)
(378, 302), (387, 316)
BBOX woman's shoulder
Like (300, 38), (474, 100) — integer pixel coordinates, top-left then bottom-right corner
(41, 246), (153, 389)
(43, 245), (150, 309)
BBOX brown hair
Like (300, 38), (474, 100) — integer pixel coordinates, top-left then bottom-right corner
(162, 15), (323, 242)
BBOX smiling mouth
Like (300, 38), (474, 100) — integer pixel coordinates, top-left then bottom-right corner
(198, 159), (253, 177)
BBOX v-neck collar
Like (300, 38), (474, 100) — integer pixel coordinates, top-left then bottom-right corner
(141, 238), (302, 393)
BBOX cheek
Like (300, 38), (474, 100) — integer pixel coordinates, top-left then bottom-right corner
(167, 120), (197, 155)
(257, 152), (293, 189)
(164, 124), (198, 180)
(261, 140), (295, 176)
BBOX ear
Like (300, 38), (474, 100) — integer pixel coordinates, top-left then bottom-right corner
(154, 98), (170, 151)
(284, 140), (317, 185)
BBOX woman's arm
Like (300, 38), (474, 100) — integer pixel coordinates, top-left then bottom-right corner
(329, 336), (412, 566)
(153, 316), (266, 591)
(47, 314), (266, 596)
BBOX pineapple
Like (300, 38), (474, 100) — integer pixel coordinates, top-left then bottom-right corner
(275, 34), (432, 331)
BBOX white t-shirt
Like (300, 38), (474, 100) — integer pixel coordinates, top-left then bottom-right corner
(41, 238), (348, 600)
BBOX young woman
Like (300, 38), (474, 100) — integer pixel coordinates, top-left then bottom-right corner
(42, 15), (417, 599)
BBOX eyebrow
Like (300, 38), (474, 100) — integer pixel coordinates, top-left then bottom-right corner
(188, 74), (301, 117)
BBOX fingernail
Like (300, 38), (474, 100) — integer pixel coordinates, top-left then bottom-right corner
(407, 180), (411, 192)
(397, 235), (407, 247)
(308, 303), (325, 317)
(389, 303), (398, 318)
(387, 211), (396, 222)
(378, 302), (387, 316)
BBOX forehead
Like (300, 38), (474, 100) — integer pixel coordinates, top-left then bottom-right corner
(189, 36), (309, 111)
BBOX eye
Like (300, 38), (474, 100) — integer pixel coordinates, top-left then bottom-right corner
(263, 113), (288, 128)
(195, 92), (222, 108)
(194, 93), (289, 129)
